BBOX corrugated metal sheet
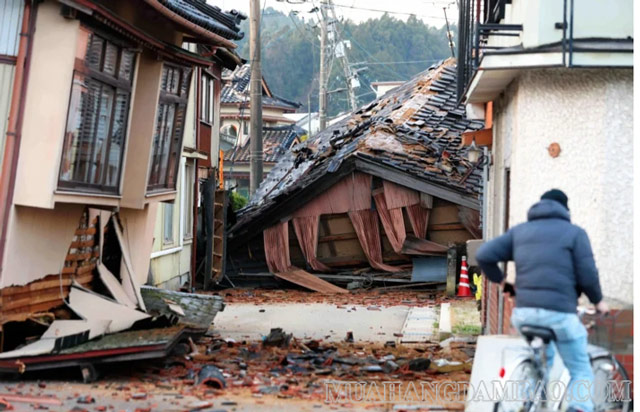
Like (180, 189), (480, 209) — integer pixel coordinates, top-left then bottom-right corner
(0, 63), (15, 169)
(0, 0), (23, 56)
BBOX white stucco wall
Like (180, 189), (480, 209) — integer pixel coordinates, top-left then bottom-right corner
(489, 68), (633, 305)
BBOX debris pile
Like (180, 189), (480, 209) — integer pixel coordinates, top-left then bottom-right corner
(120, 329), (477, 404)
(0, 243), (225, 377)
(219, 288), (450, 308)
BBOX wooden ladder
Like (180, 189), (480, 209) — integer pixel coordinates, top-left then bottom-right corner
(211, 188), (226, 284)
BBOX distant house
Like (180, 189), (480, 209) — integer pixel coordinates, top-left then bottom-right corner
(457, 0), (632, 374)
(219, 64), (300, 151)
(227, 60), (485, 288)
(283, 112), (350, 139)
(223, 125), (304, 198)
(371, 81), (404, 98)
(284, 112), (320, 137)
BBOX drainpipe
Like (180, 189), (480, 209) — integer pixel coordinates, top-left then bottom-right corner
(191, 67), (202, 290)
(481, 145), (490, 332)
(0, 0), (36, 274)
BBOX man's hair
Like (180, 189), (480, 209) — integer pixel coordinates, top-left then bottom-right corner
(541, 189), (569, 210)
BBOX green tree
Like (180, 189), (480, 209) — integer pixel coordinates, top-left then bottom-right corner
(235, 9), (456, 116)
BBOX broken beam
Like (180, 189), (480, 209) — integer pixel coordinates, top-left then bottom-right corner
(354, 158), (481, 211)
(428, 223), (466, 231)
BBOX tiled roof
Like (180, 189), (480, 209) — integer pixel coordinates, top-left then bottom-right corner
(221, 64), (301, 110)
(161, 0), (246, 41)
(224, 125), (305, 164)
(229, 59), (485, 242)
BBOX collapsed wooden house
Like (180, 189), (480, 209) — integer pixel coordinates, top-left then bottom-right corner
(226, 59), (485, 291)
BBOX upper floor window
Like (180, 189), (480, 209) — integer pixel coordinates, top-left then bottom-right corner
(220, 124), (237, 139)
(200, 72), (215, 124)
(147, 64), (192, 192)
(58, 28), (135, 193)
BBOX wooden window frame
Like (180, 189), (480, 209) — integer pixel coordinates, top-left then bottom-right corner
(58, 26), (136, 194)
(163, 202), (175, 245)
(147, 63), (192, 192)
(183, 160), (195, 240)
(200, 72), (215, 125)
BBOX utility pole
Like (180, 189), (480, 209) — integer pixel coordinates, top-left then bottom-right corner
(318, 3), (328, 131)
(327, 5), (358, 112)
(249, 0), (263, 196)
(443, 7), (456, 58)
(307, 92), (312, 138)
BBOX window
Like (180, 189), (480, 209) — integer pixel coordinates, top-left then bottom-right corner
(147, 64), (192, 192)
(163, 202), (174, 244)
(220, 124), (237, 138)
(183, 161), (194, 239)
(200, 72), (214, 124)
(59, 28), (136, 193)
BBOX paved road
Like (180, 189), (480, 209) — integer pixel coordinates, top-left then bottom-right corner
(213, 302), (416, 342)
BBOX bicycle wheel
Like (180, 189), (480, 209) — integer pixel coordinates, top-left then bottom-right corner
(493, 360), (541, 412)
(591, 355), (632, 412)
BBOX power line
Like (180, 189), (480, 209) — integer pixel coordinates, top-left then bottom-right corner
(318, 1), (449, 20)
(338, 23), (405, 79)
(287, 12), (319, 48)
(354, 58), (443, 65)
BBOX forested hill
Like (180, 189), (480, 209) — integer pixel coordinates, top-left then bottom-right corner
(234, 8), (455, 116)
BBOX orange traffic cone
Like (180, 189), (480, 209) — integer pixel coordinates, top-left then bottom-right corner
(457, 256), (473, 297)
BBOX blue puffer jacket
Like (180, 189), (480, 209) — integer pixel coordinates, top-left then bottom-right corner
(476, 199), (603, 313)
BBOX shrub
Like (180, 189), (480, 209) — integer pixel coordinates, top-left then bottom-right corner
(230, 191), (248, 211)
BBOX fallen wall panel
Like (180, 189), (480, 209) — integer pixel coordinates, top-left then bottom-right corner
(67, 283), (149, 333)
(274, 267), (348, 294)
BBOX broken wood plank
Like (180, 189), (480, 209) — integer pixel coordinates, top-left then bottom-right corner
(111, 215), (146, 311)
(0, 273), (93, 314)
(400, 235), (448, 255)
(2, 300), (64, 318)
(0, 394), (62, 406)
(98, 263), (136, 308)
(0, 272), (93, 295)
(1, 286), (71, 311)
(274, 267), (349, 294)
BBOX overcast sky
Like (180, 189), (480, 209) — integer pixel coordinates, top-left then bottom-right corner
(215, 0), (458, 28)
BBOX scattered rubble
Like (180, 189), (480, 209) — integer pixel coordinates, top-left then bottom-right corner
(263, 328), (293, 348)
(218, 288), (450, 308)
(99, 328), (476, 405)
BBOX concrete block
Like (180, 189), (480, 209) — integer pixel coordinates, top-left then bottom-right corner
(439, 302), (452, 340)
(466, 239), (484, 266)
(446, 247), (458, 296)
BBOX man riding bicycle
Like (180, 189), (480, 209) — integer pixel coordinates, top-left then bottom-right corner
(476, 189), (609, 412)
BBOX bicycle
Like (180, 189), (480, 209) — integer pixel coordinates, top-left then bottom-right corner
(493, 307), (632, 412)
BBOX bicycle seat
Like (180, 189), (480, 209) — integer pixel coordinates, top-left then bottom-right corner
(520, 325), (556, 343)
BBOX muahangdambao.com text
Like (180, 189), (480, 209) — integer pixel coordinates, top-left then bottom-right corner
(323, 380), (632, 404)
